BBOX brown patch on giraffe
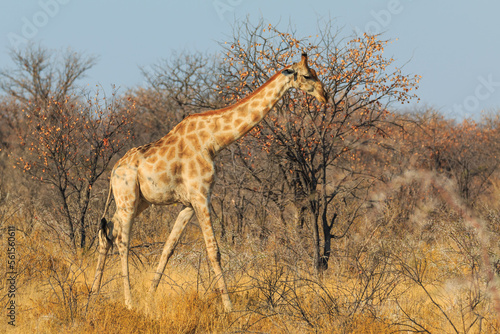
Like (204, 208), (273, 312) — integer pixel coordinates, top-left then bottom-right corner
(164, 134), (179, 145)
(233, 118), (244, 127)
(187, 120), (197, 133)
(236, 105), (247, 114)
(170, 162), (182, 176)
(251, 113), (260, 123)
(159, 172), (170, 184)
(186, 133), (201, 149)
(215, 133), (235, 147)
(144, 147), (158, 159)
(198, 183), (211, 196)
(155, 159), (167, 172)
(221, 112), (234, 123)
(166, 147), (176, 161)
(235, 107), (249, 119)
(187, 160), (198, 178)
(198, 130), (210, 143)
(148, 155), (159, 164)
(177, 138), (185, 152)
(196, 120), (207, 130)
(159, 146), (168, 156)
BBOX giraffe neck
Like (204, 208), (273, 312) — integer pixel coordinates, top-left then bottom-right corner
(209, 71), (291, 151)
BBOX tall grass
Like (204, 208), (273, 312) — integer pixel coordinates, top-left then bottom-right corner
(1, 174), (500, 333)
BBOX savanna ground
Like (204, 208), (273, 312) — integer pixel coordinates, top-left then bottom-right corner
(1, 20), (500, 333)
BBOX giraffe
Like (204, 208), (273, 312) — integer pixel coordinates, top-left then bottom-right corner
(91, 53), (327, 312)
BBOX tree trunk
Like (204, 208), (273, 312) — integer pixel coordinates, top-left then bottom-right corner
(78, 185), (92, 248)
(79, 216), (86, 249)
(309, 201), (323, 273)
(318, 148), (331, 272)
(319, 209), (335, 272)
(61, 193), (76, 249)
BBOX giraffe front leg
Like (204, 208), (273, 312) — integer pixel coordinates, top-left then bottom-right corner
(149, 206), (195, 296)
(193, 200), (233, 312)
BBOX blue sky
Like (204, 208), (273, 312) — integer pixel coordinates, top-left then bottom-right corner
(1, 0), (499, 120)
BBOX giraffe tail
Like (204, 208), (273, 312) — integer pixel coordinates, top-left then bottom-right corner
(99, 181), (113, 246)
(99, 218), (113, 246)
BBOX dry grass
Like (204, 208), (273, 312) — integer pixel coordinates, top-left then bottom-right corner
(2, 186), (500, 334)
(1, 229), (498, 334)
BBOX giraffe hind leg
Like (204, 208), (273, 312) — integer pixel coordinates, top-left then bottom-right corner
(115, 212), (134, 309)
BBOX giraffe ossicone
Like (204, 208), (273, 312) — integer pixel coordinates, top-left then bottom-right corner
(91, 53), (327, 312)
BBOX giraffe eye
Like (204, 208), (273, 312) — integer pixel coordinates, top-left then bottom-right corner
(303, 75), (312, 80)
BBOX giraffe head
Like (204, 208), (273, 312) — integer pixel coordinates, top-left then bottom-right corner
(282, 53), (328, 104)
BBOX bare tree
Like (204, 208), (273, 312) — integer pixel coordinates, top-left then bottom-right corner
(0, 44), (97, 105)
